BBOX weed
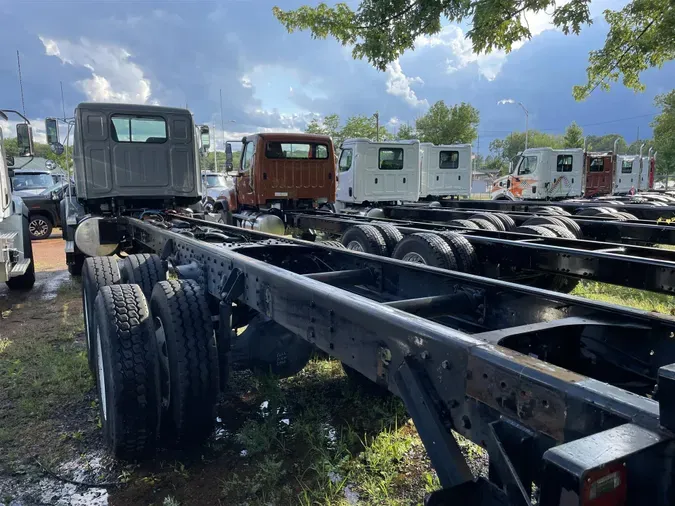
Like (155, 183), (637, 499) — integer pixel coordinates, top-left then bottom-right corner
(0, 338), (11, 353)
(163, 495), (181, 506)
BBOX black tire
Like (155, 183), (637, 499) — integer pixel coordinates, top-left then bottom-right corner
(490, 213), (516, 231)
(121, 254), (167, 299)
(94, 284), (161, 459)
(28, 214), (53, 240)
(392, 233), (458, 270)
(575, 207), (611, 217)
(448, 219), (479, 230)
(67, 253), (85, 276)
(6, 215), (35, 291)
(370, 223), (403, 255)
(469, 218), (498, 231)
(341, 225), (388, 256)
(515, 225), (557, 238)
(150, 280), (219, 445)
(616, 211), (638, 221)
(522, 216), (566, 229)
(321, 240), (346, 249)
(538, 224), (576, 239)
(530, 206), (560, 216)
(82, 257), (121, 374)
(549, 216), (582, 238)
(468, 213), (506, 231)
(436, 232), (478, 273)
(548, 207), (571, 216)
(234, 315), (312, 378)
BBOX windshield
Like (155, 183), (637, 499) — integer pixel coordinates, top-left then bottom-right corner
(12, 173), (54, 190)
(509, 155), (521, 174)
(517, 156), (538, 175)
(204, 174), (232, 188)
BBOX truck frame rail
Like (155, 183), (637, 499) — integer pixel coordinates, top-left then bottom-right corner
(120, 213), (675, 505)
(286, 211), (675, 296)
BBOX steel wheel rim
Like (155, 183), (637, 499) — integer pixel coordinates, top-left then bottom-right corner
(402, 252), (427, 264)
(346, 241), (364, 252)
(29, 218), (48, 237)
(96, 327), (108, 421)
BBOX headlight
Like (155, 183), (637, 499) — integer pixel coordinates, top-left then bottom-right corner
(204, 202), (214, 212)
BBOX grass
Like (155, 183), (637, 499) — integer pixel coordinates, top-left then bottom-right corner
(218, 359), (450, 506)
(0, 278), (94, 467)
(572, 281), (674, 315)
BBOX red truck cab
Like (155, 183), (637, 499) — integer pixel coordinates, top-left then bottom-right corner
(216, 133), (336, 232)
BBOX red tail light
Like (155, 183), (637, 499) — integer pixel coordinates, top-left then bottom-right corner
(581, 461), (626, 506)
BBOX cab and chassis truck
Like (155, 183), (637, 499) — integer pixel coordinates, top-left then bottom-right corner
(63, 103), (675, 506)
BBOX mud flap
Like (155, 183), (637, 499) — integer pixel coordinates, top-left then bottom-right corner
(231, 315), (313, 378)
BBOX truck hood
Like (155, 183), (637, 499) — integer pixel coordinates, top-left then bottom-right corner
(13, 188), (46, 197)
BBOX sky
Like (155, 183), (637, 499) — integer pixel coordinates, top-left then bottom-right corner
(0, 0), (673, 158)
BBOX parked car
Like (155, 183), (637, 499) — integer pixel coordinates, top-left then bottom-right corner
(20, 181), (72, 239)
(11, 169), (59, 197)
(201, 171), (234, 212)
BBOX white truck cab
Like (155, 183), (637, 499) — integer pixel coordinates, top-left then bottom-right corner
(419, 143), (471, 199)
(0, 110), (35, 290)
(614, 155), (639, 194)
(491, 147), (584, 200)
(337, 138), (421, 204)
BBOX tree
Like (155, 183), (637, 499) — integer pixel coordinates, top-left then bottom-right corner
(652, 90), (675, 175)
(563, 122), (584, 148)
(585, 134), (628, 153)
(489, 130), (563, 161)
(396, 123), (417, 140)
(415, 101), (479, 145)
(483, 155), (509, 175)
(305, 113), (390, 147)
(273, 0), (675, 100)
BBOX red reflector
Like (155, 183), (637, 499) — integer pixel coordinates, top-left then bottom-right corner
(581, 461), (626, 506)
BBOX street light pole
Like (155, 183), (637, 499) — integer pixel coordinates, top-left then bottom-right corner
(517, 102), (529, 150)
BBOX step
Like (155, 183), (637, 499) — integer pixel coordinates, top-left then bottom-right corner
(0, 231), (18, 248)
(66, 216), (78, 226)
(9, 258), (31, 277)
(65, 241), (75, 254)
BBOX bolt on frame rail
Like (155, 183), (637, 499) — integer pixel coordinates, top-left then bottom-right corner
(109, 212), (675, 506)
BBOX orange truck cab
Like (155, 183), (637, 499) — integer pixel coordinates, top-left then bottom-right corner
(215, 133), (336, 234)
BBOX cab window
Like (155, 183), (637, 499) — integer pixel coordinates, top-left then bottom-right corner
(378, 148), (404, 170)
(621, 160), (633, 174)
(556, 155), (573, 172)
(242, 141), (256, 174)
(439, 150), (459, 169)
(589, 158), (604, 172)
(339, 149), (353, 172)
(517, 156), (537, 175)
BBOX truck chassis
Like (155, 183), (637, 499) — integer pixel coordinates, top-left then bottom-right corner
(286, 211), (675, 296)
(85, 212), (675, 505)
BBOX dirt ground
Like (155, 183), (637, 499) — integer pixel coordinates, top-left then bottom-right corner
(1, 232), (483, 506)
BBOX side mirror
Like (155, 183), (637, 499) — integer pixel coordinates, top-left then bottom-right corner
(45, 118), (59, 146)
(6, 155), (14, 167)
(51, 142), (64, 155)
(8, 169), (15, 178)
(16, 123), (34, 157)
(226, 142), (233, 163)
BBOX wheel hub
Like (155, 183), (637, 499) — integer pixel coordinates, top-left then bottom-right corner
(29, 219), (48, 237)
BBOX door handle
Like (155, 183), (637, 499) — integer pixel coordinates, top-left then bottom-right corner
(374, 177), (378, 184)
(403, 177), (406, 183)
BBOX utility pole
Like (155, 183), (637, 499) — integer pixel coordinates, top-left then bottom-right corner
(16, 50), (26, 118)
(219, 88), (225, 152)
(60, 81), (66, 121)
(374, 111), (379, 142)
(476, 133), (480, 172)
(213, 122), (218, 172)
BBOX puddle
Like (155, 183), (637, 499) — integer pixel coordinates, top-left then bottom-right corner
(40, 271), (71, 301)
(0, 452), (112, 506)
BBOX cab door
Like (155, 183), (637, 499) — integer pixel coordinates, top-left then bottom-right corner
(237, 139), (257, 206)
(585, 156), (613, 197)
(336, 148), (355, 202)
